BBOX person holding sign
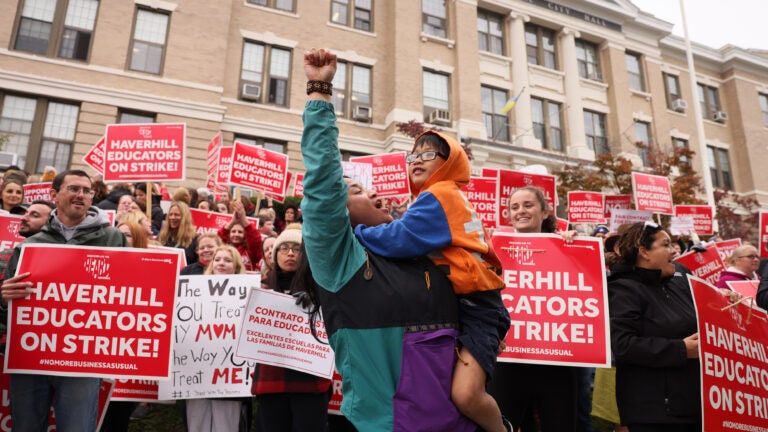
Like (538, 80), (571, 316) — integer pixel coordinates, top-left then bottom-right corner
(487, 186), (579, 431)
(608, 222), (701, 431)
(299, 48), (475, 432)
(251, 225), (331, 431)
(716, 244), (761, 288)
(184, 245), (251, 432)
(217, 199), (262, 272)
(354, 129), (510, 432)
(159, 201), (199, 265)
(1, 169), (126, 432)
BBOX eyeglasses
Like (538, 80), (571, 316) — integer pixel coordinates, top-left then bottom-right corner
(406, 151), (447, 164)
(738, 254), (760, 260)
(277, 244), (301, 254)
(63, 185), (95, 198)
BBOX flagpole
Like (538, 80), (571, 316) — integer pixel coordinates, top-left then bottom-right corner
(680, 0), (716, 213)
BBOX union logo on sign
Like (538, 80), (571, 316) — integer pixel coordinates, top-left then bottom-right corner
(7, 220), (20, 236)
(84, 255), (111, 280)
(523, 176), (533, 186)
(373, 157), (383, 165)
(694, 253), (705, 264)
(138, 127), (152, 138)
(501, 241), (536, 266)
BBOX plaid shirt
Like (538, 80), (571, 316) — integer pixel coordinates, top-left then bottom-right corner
(252, 363), (331, 395)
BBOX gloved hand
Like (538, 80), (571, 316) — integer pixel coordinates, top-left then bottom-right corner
(292, 291), (312, 309)
(689, 242), (707, 253)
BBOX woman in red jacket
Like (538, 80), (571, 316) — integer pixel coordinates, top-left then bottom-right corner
(217, 199), (262, 272)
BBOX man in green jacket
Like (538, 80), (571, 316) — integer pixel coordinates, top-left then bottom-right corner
(1, 169), (126, 432)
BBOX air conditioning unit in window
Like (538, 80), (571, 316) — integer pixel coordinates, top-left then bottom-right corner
(0, 152), (18, 169)
(713, 110), (728, 123)
(427, 109), (452, 126)
(241, 83), (261, 101)
(671, 98), (688, 113)
(352, 105), (372, 122)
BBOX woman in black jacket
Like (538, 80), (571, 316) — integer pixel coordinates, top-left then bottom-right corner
(609, 221), (701, 431)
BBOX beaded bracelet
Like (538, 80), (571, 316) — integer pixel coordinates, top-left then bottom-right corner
(307, 80), (333, 95)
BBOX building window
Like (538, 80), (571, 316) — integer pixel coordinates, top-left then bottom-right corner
(246, 0), (294, 12)
(477, 10), (503, 56)
(481, 86), (509, 142)
(525, 24), (557, 69)
(663, 73), (682, 110)
(531, 97), (563, 152)
(240, 41), (292, 107)
(330, 0), (372, 31)
(697, 84), (721, 120)
(331, 61), (371, 120)
(673, 137), (689, 166)
(234, 135), (286, 154)
(584, 110), (608, 155)
(13, 0), (99, 61)
(0, 93), (79, 173)
(422, 0), (446, 38)
(118, 110), (155, 124)
(707, 146), (732, 189)
(576, 40), (601, 81)
(128, 9), (169, 74)
(634, 121), (651, 165)
(760, 93), (768, 127)
(626, 52), (644, 92)
(423, 70), (449, 120)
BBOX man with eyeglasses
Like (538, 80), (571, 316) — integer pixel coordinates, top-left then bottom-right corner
(0, 169), (126, 432)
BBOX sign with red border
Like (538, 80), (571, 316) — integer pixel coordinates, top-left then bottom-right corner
(22, 182), (52, 203)
(462, 177), (497, 229)
(496, 170), (557, 228)
(675, 243), (726, 287)
(103, 123), (186, 182)
(82, 136), (105, 175)
(567, 191), (606, 224)
(349, 152), (410, 198)
(206, 132), (222, 191)
(675, 205), (714, 236)
(631, 172), (673, 215)
(604, 194), (632, 219)
(228, 141), (289, 197)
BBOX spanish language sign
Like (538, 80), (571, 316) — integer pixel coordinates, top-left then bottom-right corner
(631, 172), (673, 215)
(349, 152), (409, 198)
(462, 177), (498, 229)
(22, 182), (52, 203)
(497, 170), (557, 227)
(567, 191), (606, 224)
(103, 123), (186, 182)
(675, 243), (726, 287)
(689, 276), (768, 432)
(82, 136), (105, 175)
(227, 141), (289, 198)
(206, 132), (222, 191)
(492, 232), (610, 367)
(5, 245), (180, 379)
(0, 214), (24, 252)
(675, 205), (715, 236)
(236, 287), (334, 379)
(604, 194), (632, 220)
(158, 274), (259, 400)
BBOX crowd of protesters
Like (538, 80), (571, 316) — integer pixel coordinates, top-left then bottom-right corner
(0, 51), (760, 432)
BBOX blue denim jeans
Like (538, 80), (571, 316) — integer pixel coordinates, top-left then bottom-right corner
(10, 374), (101, 432)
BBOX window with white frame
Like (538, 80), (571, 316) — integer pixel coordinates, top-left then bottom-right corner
(331, 0), (372, 31)
(477, 10), (503, 56)
(240, 41), (292, 107)
(525, 24), (557, 69)
(481, 86), (509, 142)
(673, 137), (689, 166)
(576, 40), (601, 81)
(626, 52), (645, 92)
(128, 9), (169, 74)
(0, 93), (79, 172)
(584, 110), (608, 155)
(664, 73), (682, 110)
(14, 0), (99, 61)
(422, 0), (446, 38)
(331, 61), (372, 120)
(531, 97), (563, 152)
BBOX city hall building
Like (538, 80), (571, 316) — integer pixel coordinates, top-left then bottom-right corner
(1, 0), (767, 206)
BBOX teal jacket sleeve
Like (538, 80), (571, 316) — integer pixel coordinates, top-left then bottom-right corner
(300, 100), (366, 292)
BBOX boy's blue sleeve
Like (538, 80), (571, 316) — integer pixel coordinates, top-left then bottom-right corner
(354, 192), (452, 258)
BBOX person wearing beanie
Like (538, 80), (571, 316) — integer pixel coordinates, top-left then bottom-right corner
(592, 225), (610, 238)
(252, 222), (331, 431)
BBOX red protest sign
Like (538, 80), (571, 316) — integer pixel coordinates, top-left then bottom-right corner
(482, 167), (498, 178)
(349, 152), (410, 198)
(715, 239), (742, 264)
(0, 214), (24, 253)
(112, 379), (159, 402)
(83, 136), (105, 175)
(567, 191), (605, 224)
(22, 182), (52, 203)
(264, 170), (293, 203)
(206, 132), (222, 191)
(760, 212), (768, 259)
(690, 276), (768, 431)
(6, 245), (180, 379)
(604, 194), (632, 219)
(497, 169), (557, 228)
(631, 172), (673, 215)
(462, 177), (497, 229)
(293, 172), (304, 198)
(328, 370), (343, 415)
(190, 208), (233, 235)
(215, 147), (233, 193)
(726, 280), (759, 299)
(103, 123), (186, 182)
(492, 233), (610, 367)
(675, 243), (726, 286)
(675, 205), (714, 236)
(228, 141), (289, 197)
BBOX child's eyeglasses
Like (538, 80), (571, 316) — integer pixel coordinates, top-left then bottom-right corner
(406, 151), (447, 164)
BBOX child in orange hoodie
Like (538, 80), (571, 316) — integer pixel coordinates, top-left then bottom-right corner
(355, 130), (511, 432)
